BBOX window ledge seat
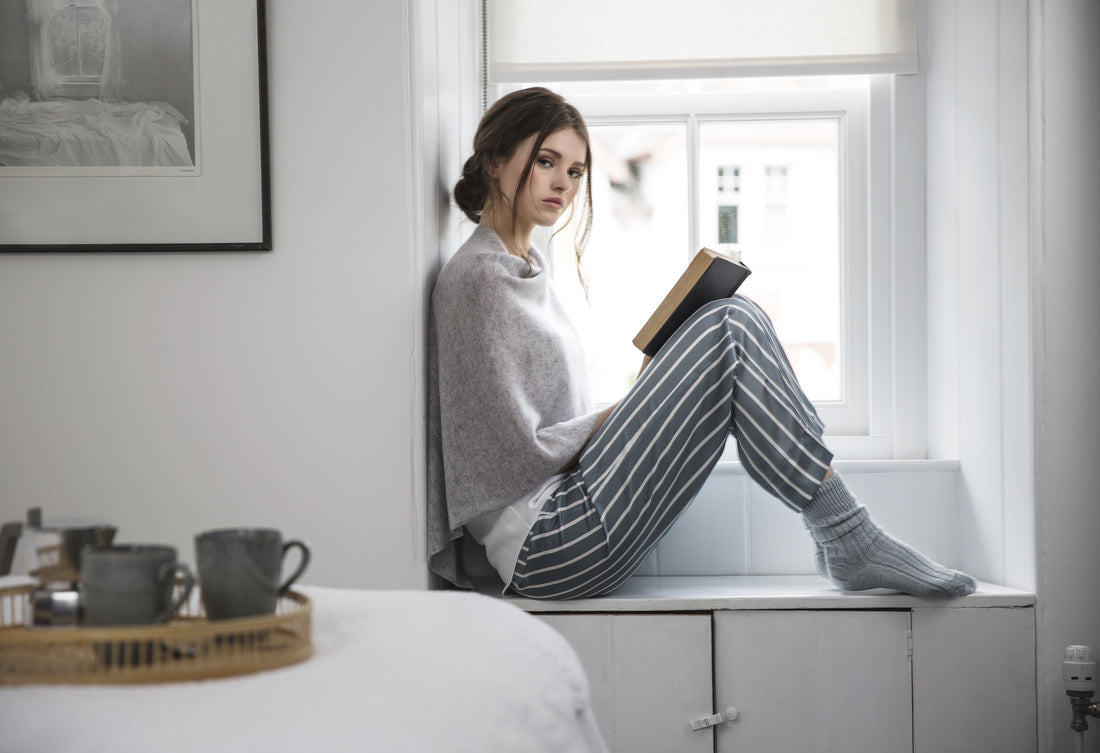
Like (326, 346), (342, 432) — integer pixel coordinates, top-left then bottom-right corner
(488, 575), (1034, 613)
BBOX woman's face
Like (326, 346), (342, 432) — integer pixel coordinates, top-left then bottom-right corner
(491, 127), (587, 237)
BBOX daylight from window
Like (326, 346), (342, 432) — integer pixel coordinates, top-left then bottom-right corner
(46, 3), (109, 84)
(699, 119), (841, 402)
(548, 81), (845, 406)
(552, 122), (690, 403)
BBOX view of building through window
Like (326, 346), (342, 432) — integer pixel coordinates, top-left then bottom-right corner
(551, 109), (842, 406)
(700, 119), (841, 402)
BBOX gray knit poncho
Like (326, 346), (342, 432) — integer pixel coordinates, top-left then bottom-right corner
(427, 226), (600, 587)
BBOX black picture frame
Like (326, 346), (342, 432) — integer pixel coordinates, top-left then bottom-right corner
(0, 0), (271, 252)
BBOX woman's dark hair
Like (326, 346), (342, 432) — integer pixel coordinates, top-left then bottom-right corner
(454, 87), (594, 269)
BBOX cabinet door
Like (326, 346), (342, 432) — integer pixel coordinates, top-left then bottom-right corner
(911, 606), (1036, 753)
(537, 613), (714, 753)
(714, 610), (912, 753)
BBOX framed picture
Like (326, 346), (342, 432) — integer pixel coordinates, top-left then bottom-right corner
(0, 0), (271, 252)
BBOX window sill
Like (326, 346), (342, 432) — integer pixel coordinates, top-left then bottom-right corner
(492, 574), (1034, 613)
(714, 457), (961, 474)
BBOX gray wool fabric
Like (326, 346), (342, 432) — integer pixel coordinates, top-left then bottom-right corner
(427, 226), (600, 587)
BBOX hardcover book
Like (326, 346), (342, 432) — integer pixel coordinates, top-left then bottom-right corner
(632, 247), (752, 357)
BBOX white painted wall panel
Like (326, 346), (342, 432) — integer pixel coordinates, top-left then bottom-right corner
(653, 463), (749, 575)
(953, 0), (1008, 586)
(924, 0), (961, 462)
(924, 0), (1033, 588)
(995, 0), (1035, 595)
(654, 464), (961, 577)
(1030, 0), (1100, 750)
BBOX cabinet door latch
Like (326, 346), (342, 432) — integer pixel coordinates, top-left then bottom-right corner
(689, 706), (739, 731)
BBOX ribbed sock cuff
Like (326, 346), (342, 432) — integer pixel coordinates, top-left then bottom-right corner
(801, 474), (860, 527)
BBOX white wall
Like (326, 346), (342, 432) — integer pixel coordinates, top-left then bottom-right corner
(1030, 1), (1100, 751)
(0, 0), (426, 590)
(925, 0), (1033, 591)
(925, 1), (1100, 750)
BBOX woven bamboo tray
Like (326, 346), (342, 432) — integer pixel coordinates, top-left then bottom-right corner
(0, 581), (312, 685)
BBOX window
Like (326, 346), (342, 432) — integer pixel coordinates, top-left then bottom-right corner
(481, 1), (923, 459)
(495, 76), (887, 451)
(765, 165), (788, 198)
(717, 166), (741, 194)
(47, 2), (109, 86)
(717, 205), (738, 245)
(26, 0), (113, 99)
(716, 167), (741, 245)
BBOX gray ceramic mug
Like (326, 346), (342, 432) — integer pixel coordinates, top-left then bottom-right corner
(195, 528), (310, 620)
(81, 545), (195, 626)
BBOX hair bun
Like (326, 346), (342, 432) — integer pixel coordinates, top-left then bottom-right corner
(454, 155), (488, 222)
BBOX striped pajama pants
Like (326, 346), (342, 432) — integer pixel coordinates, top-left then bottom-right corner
(509, 295), (834, 599)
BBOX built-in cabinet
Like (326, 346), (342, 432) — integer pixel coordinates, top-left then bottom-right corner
(515, 576), (1036, 753)
(538, 614), (714, 753)
(713, 610), (912, 752)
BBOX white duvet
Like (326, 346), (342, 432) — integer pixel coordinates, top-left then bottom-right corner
(0, 93), (193, 167)
(0, 585), (606, 753)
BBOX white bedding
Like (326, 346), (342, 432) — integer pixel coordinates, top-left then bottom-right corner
(0, 93), (193, 167)
(0, 584), (606, 753)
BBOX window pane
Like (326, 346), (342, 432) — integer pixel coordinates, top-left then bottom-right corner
(79, 12), (109, 79)
(47, 7), (108, 82)
(47, 15), (80, 77)
(717, 205), (738, 244)
(551, 122), (689, 404)
(699, 119), (841, 401)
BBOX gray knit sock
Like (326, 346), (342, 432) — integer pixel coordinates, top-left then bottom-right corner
(801, 475), (976, 598)
(803, 517), (829, 579)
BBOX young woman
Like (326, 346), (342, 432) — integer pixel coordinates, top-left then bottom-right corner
(427, 87), (975, 600)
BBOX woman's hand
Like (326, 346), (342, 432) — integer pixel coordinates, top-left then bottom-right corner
(587, 357), (650, 450)
(565, 355), (653, 472)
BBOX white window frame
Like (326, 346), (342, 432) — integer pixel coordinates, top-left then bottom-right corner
(40, 0), (110, 97)
(492, 78), (919, 459)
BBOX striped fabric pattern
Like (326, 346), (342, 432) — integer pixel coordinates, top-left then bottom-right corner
(510, 296), (833, 599)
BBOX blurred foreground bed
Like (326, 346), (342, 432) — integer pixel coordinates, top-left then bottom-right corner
(0, 584), (606, 753)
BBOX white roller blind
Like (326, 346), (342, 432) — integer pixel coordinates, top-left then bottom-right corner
(487, 0), (918, 81)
